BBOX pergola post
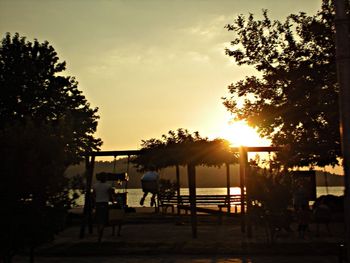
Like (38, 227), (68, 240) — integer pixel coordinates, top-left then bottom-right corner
(80, 155), (95, 238)
(246, 158), (252, 238)
(239, 147), (247, 233)
(226, 163), (231, 215)
(187, 163), (197, 238)
(87, 156), (95, 233)
(176, 165), (181, 215)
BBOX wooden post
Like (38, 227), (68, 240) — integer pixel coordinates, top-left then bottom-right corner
(80, 155), (95, 238)
(334, 0), (350, 260)
(87, 155), (95, 233)
(176, 165), (181, 215)
(246, 160), (252, 238)
(226, 163), (231, 215)
(187, 163), (197, 238)
(239, 147), (247, 233)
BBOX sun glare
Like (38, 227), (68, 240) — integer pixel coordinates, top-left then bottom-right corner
(217, 121), (270, 147)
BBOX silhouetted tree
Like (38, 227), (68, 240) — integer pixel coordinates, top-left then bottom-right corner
(223, 0), (340, 168)
(0, 33), (102, 164)
(0, 33), (102, 262)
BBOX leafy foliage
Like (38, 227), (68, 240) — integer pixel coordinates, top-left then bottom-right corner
(249, 165), (293, 213)
(0, 121), (82, 261)
(0, 33), (101, 262)
(158, 179), (177, 200)
(223, 1), (340, 167)
(132, 128), (238, 170)
(0, 33), (102, 164)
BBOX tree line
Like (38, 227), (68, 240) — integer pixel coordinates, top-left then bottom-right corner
(66, 160), (345, 188)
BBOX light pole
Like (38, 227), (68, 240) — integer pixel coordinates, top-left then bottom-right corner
(334, 0), (350, 260)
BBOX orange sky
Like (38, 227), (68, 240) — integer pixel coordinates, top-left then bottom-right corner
(0, 0), (322, 152)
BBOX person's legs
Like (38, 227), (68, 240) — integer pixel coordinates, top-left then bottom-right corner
(299, 224), (307, 239)
(140, 192), (148, 206)
(98, 224), (105, 242)
(117, 222), (122, 236)
(298, 224), (303, 238)
(96, 202), (108, 242)
(150, 193), (156, 207)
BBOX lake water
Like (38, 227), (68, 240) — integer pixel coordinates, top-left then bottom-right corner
(105, 186), (345, 208)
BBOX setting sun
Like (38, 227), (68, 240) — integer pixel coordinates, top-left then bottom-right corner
(216, 120), (270, 147)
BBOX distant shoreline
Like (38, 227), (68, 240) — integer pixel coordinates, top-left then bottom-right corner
(66, 160), (346, 188)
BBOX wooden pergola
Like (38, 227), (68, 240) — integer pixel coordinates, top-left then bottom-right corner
(79, 146), (281, 239)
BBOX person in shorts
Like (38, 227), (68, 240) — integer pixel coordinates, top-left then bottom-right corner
(93, 173), (114, 242)
(140, 166), (159, 207)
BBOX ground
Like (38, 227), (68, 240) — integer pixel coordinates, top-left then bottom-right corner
(12, 207), (347, 263)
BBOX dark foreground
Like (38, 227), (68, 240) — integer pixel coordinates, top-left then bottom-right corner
(12, 207), (346, 263)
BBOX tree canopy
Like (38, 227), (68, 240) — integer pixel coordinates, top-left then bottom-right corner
(0, 33), (101, 262)
(0, 33), (102, 164)
(132, 128), (237, 170)
(223, 0), (340, 168)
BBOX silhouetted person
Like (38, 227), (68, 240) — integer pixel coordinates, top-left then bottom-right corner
(313, 199), (332, 237)
(293, 182), (308, 210)
(296, 204), (312, 239)
(93, 173), (114, 242)
(140, 167), (159, 207)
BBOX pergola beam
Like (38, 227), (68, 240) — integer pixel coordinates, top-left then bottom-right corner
(231, 146), (282, 152)
(84, 150), (141, 157)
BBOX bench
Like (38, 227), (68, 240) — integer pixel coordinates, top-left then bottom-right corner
(158, 196), (181, 214)
(159, 194), (242, 215)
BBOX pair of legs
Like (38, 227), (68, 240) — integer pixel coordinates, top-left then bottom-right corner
(140, 191), (157, 206)
(112, 221), (122, 237)
(316, 221), (331, 237)
(298, 224), (308, 239)
(95, 202), (109, 242)
(97, 223), (105, 242)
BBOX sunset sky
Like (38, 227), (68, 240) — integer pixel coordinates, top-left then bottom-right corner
(0, 0), (322, 152)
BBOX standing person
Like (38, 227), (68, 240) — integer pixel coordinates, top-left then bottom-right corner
(293, 181), (311, 238)
(313, 198), (332, 237)
(140, 166), (159, 207)
(293, 182), (308, 210)
(93, 173), (114, 242)
(296, 204), (312, 239)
